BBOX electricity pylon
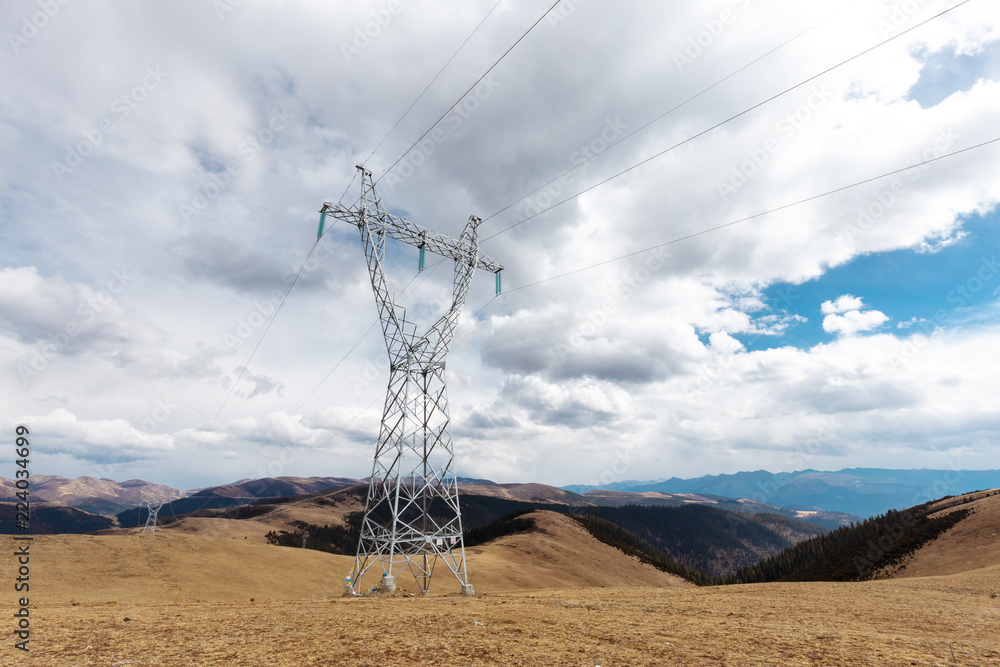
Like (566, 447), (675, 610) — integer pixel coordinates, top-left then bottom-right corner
(320, 166), (502, 596)
(142, 500), (163, 533)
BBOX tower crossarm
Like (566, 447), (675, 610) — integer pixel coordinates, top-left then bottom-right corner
(321, 203), (503, 275)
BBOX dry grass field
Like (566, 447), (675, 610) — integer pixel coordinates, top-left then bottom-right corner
(5, 495), (999, 666)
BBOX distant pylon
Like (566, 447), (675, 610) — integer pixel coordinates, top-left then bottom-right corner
(142, 500), (163, 533)
(320, 166), (502, 597)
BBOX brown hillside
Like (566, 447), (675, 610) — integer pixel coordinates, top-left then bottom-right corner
(20, 564), (1000, 665)
(887, 488), (1000, 579)
(4, 510), (685, 607)
(460, 482), (595, 505)
(465, 510), (689, 591)
(139, 485), (366, 545)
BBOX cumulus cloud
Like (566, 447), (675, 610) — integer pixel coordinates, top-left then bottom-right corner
(821, 295), (889, 336)
(2, 2), (999, 488)
(821, 294), (865, 315)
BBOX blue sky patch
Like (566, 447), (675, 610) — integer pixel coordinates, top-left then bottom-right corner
(907, 41), (1000, 108)
(741, 208), (1000, 351)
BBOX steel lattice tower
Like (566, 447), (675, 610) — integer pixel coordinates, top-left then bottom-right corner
(320, 166), (502, 596)
(142, 500), (163, 533)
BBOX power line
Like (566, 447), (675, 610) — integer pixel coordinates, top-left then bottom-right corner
(157, 117), (989, 514)
(228, 258), (448, 481)
(482, 0), (972, 241)
(166, 392), (384, 528)
(162, 2), (577, 504)
(128, 0), (513, 497)
(231, 267), (494, 505)
(336, 169), (359, 206)
(482, 1), (854, 224)
(171, 235), (324, 489)
(376, 0), (565, 185)
(181, 258), (454, 515)
(166, 1), (977, 507)
(363, 0), (505, 166)
(501, 136), (1000, 294)
(162, 257), (452, 524)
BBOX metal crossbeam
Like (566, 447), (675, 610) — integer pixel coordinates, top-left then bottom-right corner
(323, 166), (501, 597)
(321, 178), (502, 275)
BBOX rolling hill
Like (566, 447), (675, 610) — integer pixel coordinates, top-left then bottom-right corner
(722, 487), (1000, 584)
(882, 489), (1000, 578)
(0, 501), (114, 534)
(4, 487), (999, 666)
(140, 485), (828, 579)
(5, 508), (687, 606)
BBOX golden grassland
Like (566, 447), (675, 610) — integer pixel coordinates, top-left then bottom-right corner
(4, 494), (999, 665)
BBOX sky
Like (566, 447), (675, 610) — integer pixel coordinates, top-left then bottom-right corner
(1, 0), (999, 492)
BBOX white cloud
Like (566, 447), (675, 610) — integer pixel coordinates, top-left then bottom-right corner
(821, 294), (865, 315)
(1, 1), (999, 488)
(897, 317), (928, 329)
(821, 295), (890, 336)
(823, 309), (891, 336)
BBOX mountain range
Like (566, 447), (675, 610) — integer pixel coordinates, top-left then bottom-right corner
(7, 467), (996, 530)
(0, 474), (182, 516)
(563, 468), (1000, 518)
(0, 474), (859, 532)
